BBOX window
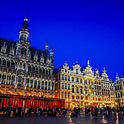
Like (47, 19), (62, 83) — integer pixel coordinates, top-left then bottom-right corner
(68, 93), (70, 98)
(62, 75), (64, 80)
(76, 78), (78, 82)
(72, 85), (74, 93)
(80, 86), (83, 93)
(68, 84), (70, 89)
(72, 95), (74, 99)
(84, 80), (87, 85)
(61, 92), (63, 98)
(72, 77), (74, 82)
(68, 76), (70, 81)
(65, 83), (67, 89)
(41, 81), (44, 89)
(76, 87), (79, 93)
(65, 75), (67, 80)
(62, 83), (64, 89)
(65, 92), (66, 98)
(80, 79), (82, 83)
(76, 69), (78, 74)
(81, 96), (83, 100)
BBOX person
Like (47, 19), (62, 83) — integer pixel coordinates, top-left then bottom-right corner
(94, 106), (98, 118)
(91, 106), (94, 117)
(2, 107), (6, 116)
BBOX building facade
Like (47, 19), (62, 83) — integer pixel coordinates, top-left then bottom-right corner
(114, 74), (124, 107)
(0, 18), (64, 109)
(54, 61), (115, 109)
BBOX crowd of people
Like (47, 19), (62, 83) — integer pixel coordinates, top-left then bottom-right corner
(0, 106), (67, 117)
(0, 105), (124, 118)
(84, 106), (124, 118)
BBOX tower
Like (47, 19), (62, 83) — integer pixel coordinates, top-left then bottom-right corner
(15, 17), (30, 90)
(50, 46), (54, 64)
(16, 17), (30, 58)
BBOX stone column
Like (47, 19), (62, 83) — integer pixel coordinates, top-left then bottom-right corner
(0, 74), (2, 84)
(10, 75), (12, 85)
(33, 79), (35, 88)
(47, 81), (48, 90)
(40, 80), (41, 89)
(63, 92), (65, 99)
(14, 75), (17, 88)
(5, 73), (7, 84)
(50, 82), (52, 90)
(24, 76), (26, 90)
(36, 80), (38, 89)
(44, 81), (46, 90)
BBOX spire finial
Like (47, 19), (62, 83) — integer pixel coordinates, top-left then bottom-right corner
(45, 40), (48, 50)
(87, 60), (90, 66)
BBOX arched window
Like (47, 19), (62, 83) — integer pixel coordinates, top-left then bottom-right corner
(2, 59), (6, 67)
(45, 81), (47, 90)
(36, 67), (38, 73)
(43, 68), (45, 74)
(46, 69), (48, 75)
(80, 86), (83, 93)
(7, 60), (10, 68)
(11, 61), (15, 68)
(28, 65), (31, 72)
(32, 66), (35, 72)
(39, 68), (42, 73)
(34, 80), (37, 88)
(41, 81), (44, 89)
(48, 69), (51, 76)
(21, 47), (26, 55)
(38, 80), (40, 89)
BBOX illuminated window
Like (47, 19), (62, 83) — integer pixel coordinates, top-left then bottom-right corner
(72, 95), (74, 99)
(65, 83), (67, 89)
(68, 84), (70, 89)
(72, 85), (74, 93)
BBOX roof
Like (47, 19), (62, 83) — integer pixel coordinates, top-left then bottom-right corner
(0, 37), (48, 63)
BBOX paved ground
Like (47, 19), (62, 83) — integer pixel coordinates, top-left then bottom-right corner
(0, 113), (124, 124)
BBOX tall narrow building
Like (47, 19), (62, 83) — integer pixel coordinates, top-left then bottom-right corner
(0, 18), (64, 108)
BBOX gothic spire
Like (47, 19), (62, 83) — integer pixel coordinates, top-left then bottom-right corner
(19, 17), (29, 42)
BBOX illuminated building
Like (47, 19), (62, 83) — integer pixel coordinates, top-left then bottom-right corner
(0, 18), (64, 108)
(54, 61), (115, 109)
(114, 74), (124, 107)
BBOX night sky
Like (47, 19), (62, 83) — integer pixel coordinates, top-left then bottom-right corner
(0, 0), (124, 80)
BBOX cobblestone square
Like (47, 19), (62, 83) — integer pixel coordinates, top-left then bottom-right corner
(0, 113), (124, 124)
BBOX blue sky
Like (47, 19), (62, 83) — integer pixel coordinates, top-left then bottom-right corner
(0, 0), (124, 80)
